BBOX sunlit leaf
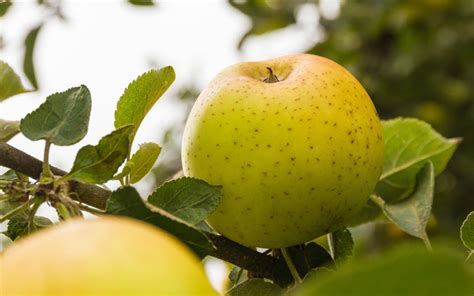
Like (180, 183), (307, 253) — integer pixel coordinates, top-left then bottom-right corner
(20, 85), (91, 146)
(128, 142), (161, 184)
(114, 67), (175, 148)
(0, 119), (20, 142)
(378, 118), (459, 202)
(0, 61), (28, 101)
(23, 24), (42, 89)
(66, 125), (133, 184)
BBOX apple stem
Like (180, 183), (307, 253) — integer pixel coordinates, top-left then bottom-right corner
(281, 247), (303, 284)
(263, 67), (279, 83)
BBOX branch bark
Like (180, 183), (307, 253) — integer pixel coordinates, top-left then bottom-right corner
(0, 141), (276, 278)
(0, 141), (108, 209)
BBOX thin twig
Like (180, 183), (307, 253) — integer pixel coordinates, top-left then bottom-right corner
(422, 232), (433, 251)
(42, 140), (53, 179)
(76, 202), (106, 215)
(56, 203), (73, 220)
(281, 248), (302, 284)
(28, 197), (44, 232)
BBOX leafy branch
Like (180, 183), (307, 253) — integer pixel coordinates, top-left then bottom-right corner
(0, 140), (276, 278)
(1, 59), (465, 293)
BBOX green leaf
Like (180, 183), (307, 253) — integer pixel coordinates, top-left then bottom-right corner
(0, 119), (20, 142)
(332, 228), (353, 264)
(295, 244), (474, 296)
(0, 201), (24, 216)
(114, 67), (175, 146)
(128, 142), (161, 184)
(112, 163), (132, 181)
(460, 211), (474, 253)
(5, 215), (52, 240)
(0, 170), (19, 181)
(23, 24), (41, 89)
(229, 0), (296, 49)
(128, 0), (154, 5)
(228, 266), (246, 288)
(147, 177), (221, 225)
(0, 233), (13, 251)
(226, 279), (283, 296)
(303, 267), (333, 282)
(196, 220), (218, 233)
(273, 243), (334, 288)
(346, 199), (381, 227)
(0, 2), (12, 17)
(348, 118), (457, 227)
(106, 186), (214, 257)
(0, 170), (28, 183)
(373, 162), (434, 244)
(66, 125), (133, 184)
(378, 118), (459, 202)
(0, 60), (28, 101)
(20, 85), (92, 146)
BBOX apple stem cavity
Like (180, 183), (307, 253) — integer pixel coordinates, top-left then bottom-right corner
(263, 67), (280, 83)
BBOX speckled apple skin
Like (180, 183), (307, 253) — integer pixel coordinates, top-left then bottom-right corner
(182, 54), (384, 248)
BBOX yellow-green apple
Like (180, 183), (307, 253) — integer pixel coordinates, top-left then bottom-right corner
(182, 54), (384, 248)
(2, 217), (216, 296)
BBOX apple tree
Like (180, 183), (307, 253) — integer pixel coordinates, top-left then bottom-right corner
(1, 54), (473, 295)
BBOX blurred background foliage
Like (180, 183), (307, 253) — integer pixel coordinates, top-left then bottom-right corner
(1, 0), (472, 249)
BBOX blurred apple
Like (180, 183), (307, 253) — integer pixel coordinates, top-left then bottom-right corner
(2, 217), (216, 295)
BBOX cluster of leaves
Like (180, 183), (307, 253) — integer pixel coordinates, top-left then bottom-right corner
(0, 1), (471, 295)
(0, 62), (221, 258)
(2, 58), (473, 294)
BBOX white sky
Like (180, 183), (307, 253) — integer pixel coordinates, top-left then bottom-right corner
(0, 0), (321, 172)
(0, 1), (332, 292)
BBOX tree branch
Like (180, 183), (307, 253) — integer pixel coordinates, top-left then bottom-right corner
(0, 141), (108, 209)
(0, 141), (276, 278)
